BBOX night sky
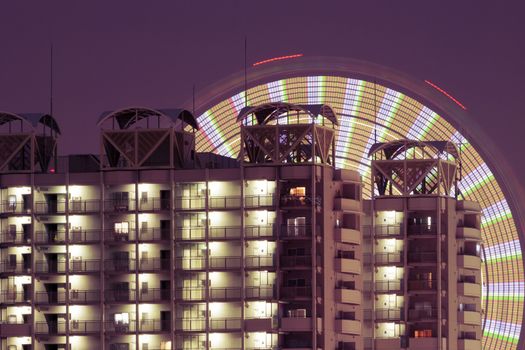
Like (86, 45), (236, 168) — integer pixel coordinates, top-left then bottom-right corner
(0, 1), (524, 179)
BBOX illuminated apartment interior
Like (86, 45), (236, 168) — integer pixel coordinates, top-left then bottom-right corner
(0, 104), (480, 350)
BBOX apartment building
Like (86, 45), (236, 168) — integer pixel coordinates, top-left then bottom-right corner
(0, 103), (481, 350)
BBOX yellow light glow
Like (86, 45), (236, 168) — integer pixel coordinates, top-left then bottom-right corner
(69, 186), (82, 198)
(14, 276), (30, 285)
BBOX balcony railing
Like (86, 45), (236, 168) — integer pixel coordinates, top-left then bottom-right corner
(104, 199), (136, 212)
(139, 319), (170, 332)
(34, 201), (66, 214)
(174, 196), (205, 210)
(245, 285), (275, 299)
(280, 255), (312, 268)
(408, 308), (440, 320)
(138, 228), (170, 241)
(70, 289), (100, 303)
(280, 195), (321, 207)
(174, 287), (205, 301)
(138, 198), (171, 211)
(104, 230), (135, 242)
(209, 196), (242, 209)
(0, 262), (29, 274)
(407, 223), (437, 235)
(375, 308), (404, 321)
(0, 231), (30, 244)
(244, 194), (276, 208)
(138, 258), (170, 272)
(245, 224), (275, 239)
(35, 320), (101, 335)
(371, 224), (403, 237)
(0, 291), (30, 303)
(209, 287), (242, 300)
(0, 201), (31, 214)
(281, 286), (311, 299)
(374, 279), (403, 293)
(104, 259), (136, 272)
(209, 318), (242, 331)
(209, 226), (242, 240)
(138, 288), (171, 302)
(408, 251), (438, 263)
(175, 257), (206, 270)
(375, 252), (403, 265)
(105, 289), (137, 302)
(35, 291), (66, 304)
(209, 256), (241, 270)
(175, 318), (206, 331)
(174, 227), (205, 240)
(35, 229), (101, 244)
(69, 199), (101, 213)
(280, 224), (312, 239)
(408, 279), (437, 291)
(245, 255), (275, 269)
(105, 321), (137, 333)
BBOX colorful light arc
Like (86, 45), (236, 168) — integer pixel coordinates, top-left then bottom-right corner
(193, 76), (524, 350)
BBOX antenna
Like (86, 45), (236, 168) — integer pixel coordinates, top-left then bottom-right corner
(192, 84), (196, 118)
(373, 80), (378, 158)
(50, 43), (54, 117)
(244, 36), (248, 107)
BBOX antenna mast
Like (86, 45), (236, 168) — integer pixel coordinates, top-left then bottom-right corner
(50, 43), (54, 116)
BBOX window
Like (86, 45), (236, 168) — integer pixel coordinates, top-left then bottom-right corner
(114, 312), (129, 325)
(114, 222), (129, 234)
(290, 187), (306, 197)
(7, 195), (16, 210)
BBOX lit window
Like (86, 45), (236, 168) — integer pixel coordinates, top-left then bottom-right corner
(114, 312), (129, 325)
(290, 187), (306, 197)
(115, 222), (129, 234)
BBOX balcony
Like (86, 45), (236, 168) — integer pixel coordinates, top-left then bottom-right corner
(280, 255), (312, 269)
(334, 228), (361, 245)
(209, 317), (242, 331)
(174, 227), (205, 241)
(458, 339), (481, 350)
(139, 319), (171, 332)
(174, 196), (205, 210)
(458, 282), (481, 297)
(245, 255), (275, 269)
(209, 226), (242, 240)
(138, 228), (171, 241)
(104, 199), (136, 212)
(245, 194), (275, 208)
(334, 198), (361, 212)
(407, 223), (437, 236)
(408, 279), (437, 292)
(375, 279), (403, 293)
(335, 319), (361, 335)
(104, 259), (136, 273)
(175, 287), (205, 301)
(175, 318), (205, 331)
(105, 289), (136, 303)
(458, 254), (481, 270)
(335, 289), (361, 305)
(280, 195), (320, 208)
(104, 229), (135, 243)
(209, 195), (242, 209)
(209, 256), (241, 270)
(458, 310), (481, 325)
(69, 199), (101, 213)
(245, 224), (275, 239)
(0, 231), (30, 245)
(0, 322), (31, 337)
(375, 252), (403, 265)
(375, 308), (404, 321)
(35, 291), (66, 305)
(34, 201), (66, 215)
(409, 337), (446, 350)
(0, 291), (30, 304)
(281, 286), (312, 299)
(375, 338), (403, 350)
(246, 285), (275, 299)
(138, 288), (171, 302)
(138, 198), (171, 211)
(335, 258), (361, 275)
(138, 258), (170, 272)
(209, 286), (242, 300)
(407, 251), (437, 264)
(408, 308), (440, 321)
(457, 226), (481, 240)
(280, 225), (312, 239)
(175, 257), (206, 270)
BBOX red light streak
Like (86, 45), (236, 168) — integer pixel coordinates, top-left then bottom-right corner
(425, 80), (467, 110)
(253, 54), (304, 67)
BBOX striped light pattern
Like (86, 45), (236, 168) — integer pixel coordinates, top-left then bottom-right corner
(194, 76), (524, 349)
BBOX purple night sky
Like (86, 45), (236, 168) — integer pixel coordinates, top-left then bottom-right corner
(0, 1), (524, 178)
